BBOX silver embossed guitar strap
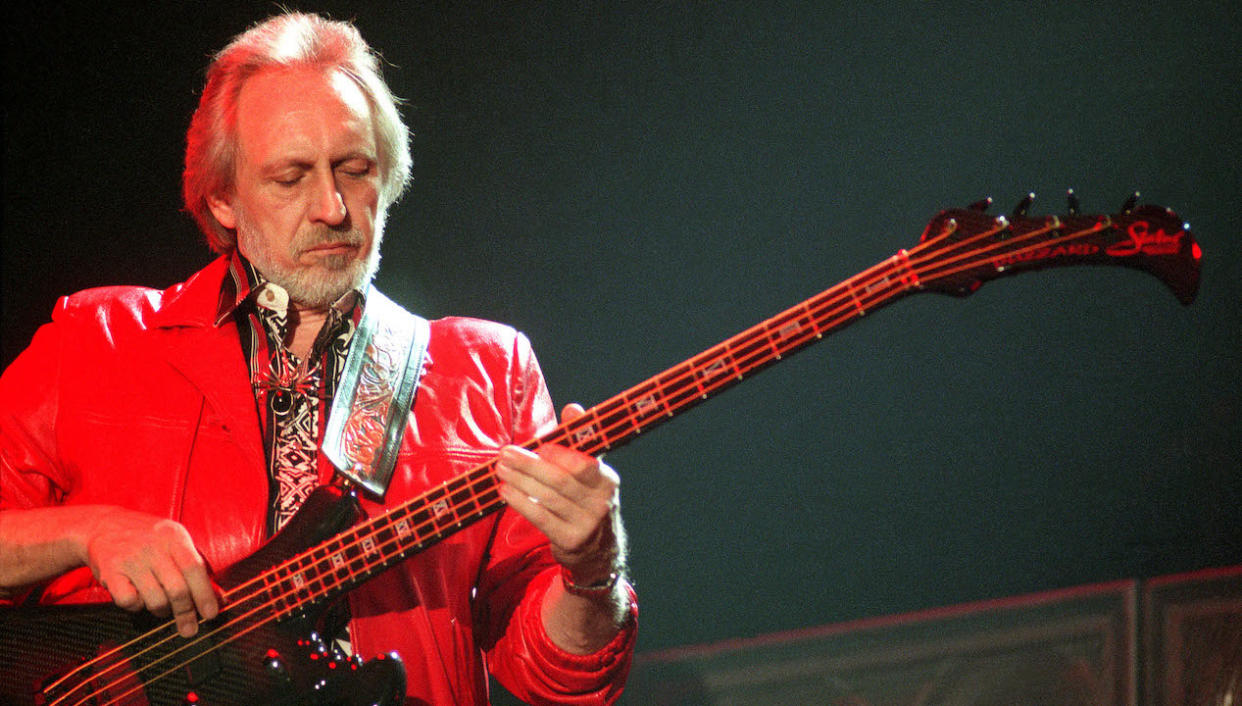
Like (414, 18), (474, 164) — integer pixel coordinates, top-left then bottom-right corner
(323, 288), (430, 499)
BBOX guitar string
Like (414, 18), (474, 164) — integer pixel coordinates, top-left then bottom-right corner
(558, 246), (946, 447)
(58, 214), (1115, 705)
(71, 216), (1104, 705)
(60, 462), (511, 706)
(61, 480), (499, 706)
(541, 216), (1112, 454)
(555, 250), (929, 454)
(550, 213), (1156, 489)
(55, 479), (496, 706)
(912, 218), (1070, 280)
(911, 220), (1110, 286)
(373, 216), (1096, 463)
(56, 260), (922, 705)
(63, 214), (1088, 705)
(564, 219), (1125, 471)
(49, 444), (508, 697)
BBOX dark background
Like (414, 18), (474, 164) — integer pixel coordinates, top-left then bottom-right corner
(5, 0), (1240, 673)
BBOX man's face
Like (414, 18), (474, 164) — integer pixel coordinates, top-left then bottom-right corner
(208, 66), (383, 308)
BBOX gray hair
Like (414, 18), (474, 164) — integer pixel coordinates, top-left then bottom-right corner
(182, 12), (411, 253)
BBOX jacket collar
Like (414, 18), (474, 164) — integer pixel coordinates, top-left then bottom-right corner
(149, 255), (233, 330)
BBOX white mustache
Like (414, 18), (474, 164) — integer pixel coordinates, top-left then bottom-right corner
(293, 229), (365, 253)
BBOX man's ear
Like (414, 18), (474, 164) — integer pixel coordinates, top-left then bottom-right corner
(206, 192), (237, 230)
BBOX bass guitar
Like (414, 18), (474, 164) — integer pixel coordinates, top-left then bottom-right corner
(0, 194), (1201, 705)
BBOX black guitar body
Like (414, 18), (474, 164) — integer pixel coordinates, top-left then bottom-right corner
(0, 486), (407, 706)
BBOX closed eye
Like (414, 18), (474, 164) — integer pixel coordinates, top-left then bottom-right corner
(271, 170), (305, 186)
(337, 158), (375, 178)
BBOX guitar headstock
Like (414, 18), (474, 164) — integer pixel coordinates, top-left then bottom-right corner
(913, 193), (1201, 304)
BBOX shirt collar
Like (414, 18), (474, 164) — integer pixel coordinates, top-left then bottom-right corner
(214, 250), (365, 326)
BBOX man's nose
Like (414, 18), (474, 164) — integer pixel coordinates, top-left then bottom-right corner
(309, 171), (347, 226)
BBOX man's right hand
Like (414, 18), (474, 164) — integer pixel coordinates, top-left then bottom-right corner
(82, 508), (219, 637)
(0, 505), (219, 637)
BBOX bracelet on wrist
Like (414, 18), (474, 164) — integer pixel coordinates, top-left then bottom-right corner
(560, 566), (620, 597)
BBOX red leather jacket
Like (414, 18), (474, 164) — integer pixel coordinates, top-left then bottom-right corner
(0, 257), (636, 705)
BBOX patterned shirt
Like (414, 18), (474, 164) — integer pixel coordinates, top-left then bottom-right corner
(216, 252), (363, 535)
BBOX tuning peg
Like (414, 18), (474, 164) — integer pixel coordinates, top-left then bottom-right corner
(968, 197), (993, 211)
(1121, 191), (1140, 213)
(1066, 189), (1080, 215)
(1012, 192), (1035, 217)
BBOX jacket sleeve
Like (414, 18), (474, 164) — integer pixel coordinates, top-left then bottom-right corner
(0, 301), (74, 514)
(0, 302), (76, 605)
(473, 331), (638, 705)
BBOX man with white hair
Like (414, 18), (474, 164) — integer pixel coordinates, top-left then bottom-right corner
(0, 12), (635, 705)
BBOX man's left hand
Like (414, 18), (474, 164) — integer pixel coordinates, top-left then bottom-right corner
(496, 404), (621, 586)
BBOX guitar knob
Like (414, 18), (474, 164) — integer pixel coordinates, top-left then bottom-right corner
(1012, 192), (1035, 217)
(968, 197), (993, 211)
(1121, 191), (1140, 213)
(1066, 189), (1080, 215)
(264, 648), (292, 682)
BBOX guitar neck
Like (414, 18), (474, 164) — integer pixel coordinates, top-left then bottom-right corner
(237, 201), (1200, 618)
(238, 250), (922, 616)
(553, 250), (921, 454)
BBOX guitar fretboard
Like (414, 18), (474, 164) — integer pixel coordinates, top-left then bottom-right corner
(243, 210), (1181, 617)
(248, 251), (933, 618)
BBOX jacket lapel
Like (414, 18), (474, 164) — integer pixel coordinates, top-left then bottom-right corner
(150, 257), (265, 472)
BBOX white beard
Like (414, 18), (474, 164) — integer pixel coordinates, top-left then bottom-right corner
(235, 208), (384, 308)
